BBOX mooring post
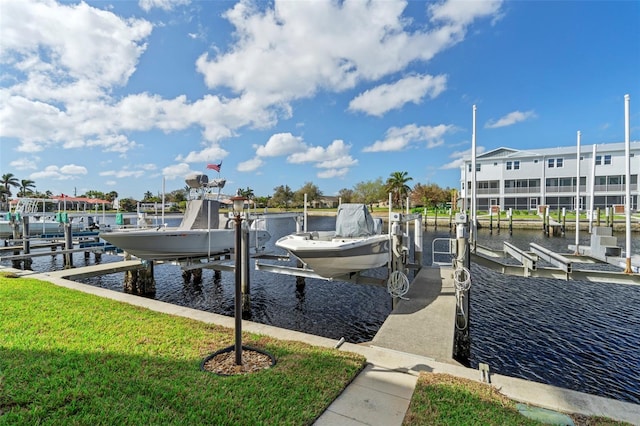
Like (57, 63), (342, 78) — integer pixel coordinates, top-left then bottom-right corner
(596, 207), (601, 227)
(453, 213), (471, 364)
(63, 222), (73, 269)
(241, 220), (251, 314)
(489, 209), (493, 233)
(414, 217), (423, 274)
(192, 268), (203, 284)
(21, 216), (32, 270)
(10, 214), (21, 269)
(434, 209), (438, 230)
(497, 208), (501, 231)
(508, 208), (513, 235)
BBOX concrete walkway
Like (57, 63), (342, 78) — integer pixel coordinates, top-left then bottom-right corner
(4, 265), (640, 425)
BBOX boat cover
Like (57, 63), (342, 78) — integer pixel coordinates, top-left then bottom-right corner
(178, 199), (220, 230)
(335, 203), (376, 237)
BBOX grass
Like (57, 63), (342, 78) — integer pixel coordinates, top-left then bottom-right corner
(403, 373), (631, 426)
(2, 276), (633, 425)
(0, 277), (365, 425)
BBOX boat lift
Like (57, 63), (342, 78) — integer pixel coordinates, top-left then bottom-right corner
(255, 206), (423, 295)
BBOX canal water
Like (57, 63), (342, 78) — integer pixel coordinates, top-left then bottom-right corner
(3, 214), (639, 405)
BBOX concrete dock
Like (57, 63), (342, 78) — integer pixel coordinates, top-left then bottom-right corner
(370, 266), (458, 364)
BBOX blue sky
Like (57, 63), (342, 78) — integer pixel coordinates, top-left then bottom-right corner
(1, 0), (638, 200)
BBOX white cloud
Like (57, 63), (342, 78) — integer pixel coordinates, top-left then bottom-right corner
(9, 157), (39, 170)
(318, 168), (349, 179)
(99, 169), (145, 179)
(175, 144), (229, 164)
(196, 0), (503, 106)
(161, 163), (193, 181)
(440, 146), (487, 170)
(255, 133), (307, 157)
(30, 164), (87, 180)
(348, 74), (447, 116)
(363, 124), (455, 152)
(485, 110), (536, 129)
(59, 164), (88, 175)
(139, 0), (190, 12)
(237, 157), (264, 172)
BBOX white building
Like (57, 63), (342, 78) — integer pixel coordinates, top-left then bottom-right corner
(460, 141), (640, 213)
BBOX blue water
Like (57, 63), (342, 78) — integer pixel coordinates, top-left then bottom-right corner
(2, 215), (639, 404)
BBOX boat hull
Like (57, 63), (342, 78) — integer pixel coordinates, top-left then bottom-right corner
(0, 220), (83, 238)
(100, 228), (271, 260)
(276, 233), (390, 278)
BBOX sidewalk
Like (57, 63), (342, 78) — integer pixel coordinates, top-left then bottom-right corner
(314, 363), (417, 426)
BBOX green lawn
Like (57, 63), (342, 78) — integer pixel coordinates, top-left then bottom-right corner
(403, 373), (631, 426)
(0, 276), (365, 425)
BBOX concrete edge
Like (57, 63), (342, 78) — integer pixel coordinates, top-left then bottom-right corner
(3, 266), (639, 425)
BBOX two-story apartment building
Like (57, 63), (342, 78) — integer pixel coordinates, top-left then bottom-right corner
(460, 141), (640, 213)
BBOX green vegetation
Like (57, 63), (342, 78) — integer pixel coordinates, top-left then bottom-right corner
(403, 373), (630, 426)
(0, 277), (365, 425)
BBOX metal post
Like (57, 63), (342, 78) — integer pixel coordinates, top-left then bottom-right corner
(589, 144), (597, 234)
(470, 105), (477, 249)
(234, 214), (243, 365)
(574, 131), (581, 255)
(623, 94), (632, 273)
(241, 220), (251, 314)
(22, 216), (31, 269)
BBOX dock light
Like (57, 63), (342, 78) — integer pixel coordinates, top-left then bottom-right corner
(230, 192), (247, 365)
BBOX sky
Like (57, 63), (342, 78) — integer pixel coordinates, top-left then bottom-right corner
(1, 0), (639, 200)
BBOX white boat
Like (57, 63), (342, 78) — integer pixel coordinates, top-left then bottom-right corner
(276, 203), (389, 278)
(0, 198), (84, 238)
(100, 174), (271, 261)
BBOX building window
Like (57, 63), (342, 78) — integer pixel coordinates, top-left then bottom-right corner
(476, 164), (481, 172)
(514, 161), (520, 170)
(534, 159), (539, 163)
(604, 155), (611, 165)
(556, 158), (563, 168)
(596, 155), (602, 165)
(548, 159), (555, 168)
(506, 161), (512, 170)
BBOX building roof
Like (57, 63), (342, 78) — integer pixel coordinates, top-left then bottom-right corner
(473, 141), (640, 162)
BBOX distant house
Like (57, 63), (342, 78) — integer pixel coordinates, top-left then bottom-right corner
(310, 196), (340, 208)
(460, 141), (640, 212)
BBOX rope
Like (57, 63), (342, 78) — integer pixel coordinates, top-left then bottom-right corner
(453, 266), (471, 292)
(453, 266), (471, 330)
(387, 270), (410, 299)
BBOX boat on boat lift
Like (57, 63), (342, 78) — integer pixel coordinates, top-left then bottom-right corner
(275, 203), (389, 278)
(0, 198), (84, 238)
(100, 173), (271, 261)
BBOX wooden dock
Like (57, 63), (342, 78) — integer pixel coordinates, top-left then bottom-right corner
(370, 266), (458, 364)
(41, 260), (146, 280)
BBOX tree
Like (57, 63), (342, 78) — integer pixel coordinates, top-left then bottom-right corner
(19, 179), (36, 197)
(271, 185), (294, 209)
(353, 178), (386, 206)
(239, 187), (255, 200)
(143, 191), (153, 201)
(386, 171), (413, 209)
(118, 198), (137, 212)
(294, 182), (322, 207)
(338, 188), (354, 203)
(1, 173), (19, 199)
(106, 191), (119, 202)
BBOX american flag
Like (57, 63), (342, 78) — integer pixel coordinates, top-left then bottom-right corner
(207, 162), (222, 172)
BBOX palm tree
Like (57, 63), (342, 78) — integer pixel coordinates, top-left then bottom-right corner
(1, 173), (19, 198)
(19, 179), (36, 197)
(385, 171), (413, 210)
(1, 173), (20, 210)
